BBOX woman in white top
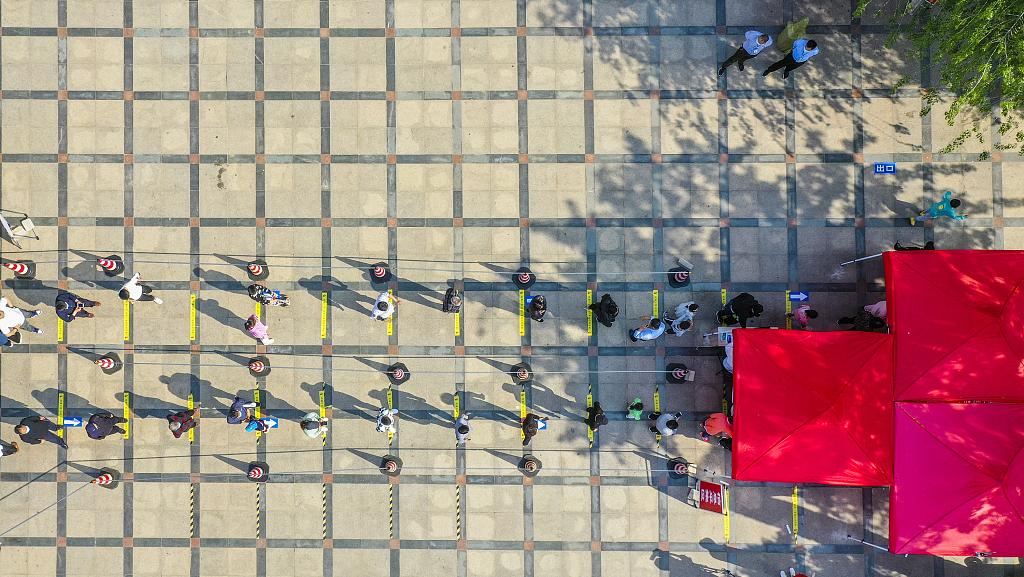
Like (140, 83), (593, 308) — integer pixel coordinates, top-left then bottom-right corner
(119, 272), (163, 304)
(0, 297), (43, 340)
(370, 292), (400, 321)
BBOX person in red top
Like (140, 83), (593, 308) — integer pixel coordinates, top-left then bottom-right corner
(700, 412), (733, 442)
(167, 409), (198, 439)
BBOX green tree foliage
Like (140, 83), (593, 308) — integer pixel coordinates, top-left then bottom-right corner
(856, 0), (1024, 159)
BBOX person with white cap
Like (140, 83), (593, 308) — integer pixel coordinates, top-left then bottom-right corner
(300, 412), (328, 439)
(375, 407), (399, 434)
(455, 413), (472, 446)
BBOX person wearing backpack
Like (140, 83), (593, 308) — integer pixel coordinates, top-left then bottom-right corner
(588, 293), (618, 327)
(528, 295), (548, 322)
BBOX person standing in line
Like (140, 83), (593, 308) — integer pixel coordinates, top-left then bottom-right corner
(630, 317), (667, 342)
(0, 297), (43, 344)
(244, 415), (271, 434)
(119, 272), (163, 304)
(85, 412), (128, 440)
(167, 408), (198, 439)
(626, 398), (644, 421)
(522, 412), (547, 446)
(666, 302), (697, 337)
(585, 403), (608, 432)
(719, 31), (773, 76)
(227, 396), (258, 425)
(455, 413), (472, 446)
(528, 295), (548, 322)
(15, 415), (67, 449)
(300, 412), (328, 439)
(763, 38), (819, 79)
(864, 300), (887, 320)
(911, 191), (967, 225)
(588, 293), (618, 328)
(648, 411), (684, 437)
(244, 315), (274, 345)
(55, 292), (100, 322)
(787, 305), (818, 330)
(720, 292), (763, 328)
(375, 407), (399, 434)
(370, 291), (400, 322)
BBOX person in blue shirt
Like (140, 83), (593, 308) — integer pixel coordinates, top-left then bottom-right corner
(912, 191), (967, 225)
(719, 30), (773, 76)
(630, 317), (666, 342)
(763, 38), (819, 79)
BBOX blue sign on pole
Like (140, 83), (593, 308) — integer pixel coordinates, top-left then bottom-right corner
(873, 162), (896, 174)
(788, 291), (810, 302)
(63, 417), (82, 427)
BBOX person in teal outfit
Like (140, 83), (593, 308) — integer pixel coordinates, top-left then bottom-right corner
(912, 191), (967, 225)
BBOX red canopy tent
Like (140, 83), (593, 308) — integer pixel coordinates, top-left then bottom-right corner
(891, 402), (1024, 555)
(731, 329), (893, 486)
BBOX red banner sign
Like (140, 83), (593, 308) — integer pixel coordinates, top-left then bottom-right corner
(698, 480), (724, 514)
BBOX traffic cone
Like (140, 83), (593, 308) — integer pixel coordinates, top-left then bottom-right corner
(511, 362), (533, 384)
(96, 255), (125, 277)
(369, 262), (391, 284)
(248, 356), (271, 377)
(519, 454), (542, 477)
(667, 458), (689, 480)
(246, 260), (269, 281)
(247, 461), (270, 483)
(666, 363), (692, 383)
(387, 362), (410, 386)
(94, 353), (123, 375)
(92, 472), (113, 485)
(1, 260), (35, 279)
(380, 454), (402, 477)
(90, 467), (120, 489)
(513, 267), (535, 289)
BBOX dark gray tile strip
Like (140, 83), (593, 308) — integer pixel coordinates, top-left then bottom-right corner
(54, 2), (70, 576)
(188, 0), (203, 575)
(122, 2), (135, 574)
(319, 2), (334, 576)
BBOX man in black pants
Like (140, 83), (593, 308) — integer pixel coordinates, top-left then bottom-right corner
(86, 412), (128, 440)
(719, 31), (773, 76)
(15, 415), (67, 449)
(588, 293), (618, 328)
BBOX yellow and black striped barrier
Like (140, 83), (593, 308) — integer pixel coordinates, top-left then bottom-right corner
(518, 290), (526, 336)
(255, 483), (261, 539)
(586, 384), (594, 447)
(386, 386), (394, 446)
(189, 483), (195, 538)
(122, 392), (130, 440)
(785, 290), (792, 329)
(57, 392), (65, 439)
(123, 300), (131, 342)
(189, 294), (197, 341)
(388, 483), (395, 539)
(57, 318), (64, 343)
(321, 292), (328, 340)
(187, 393), (194, 445)
(652, 289), (659, 317)
(519, 386), (527, 441)
(455, 485), (462, 541)
(653, 386), (662, 444)
(253, 388), (262, 442)
(586, 289), (593, 336)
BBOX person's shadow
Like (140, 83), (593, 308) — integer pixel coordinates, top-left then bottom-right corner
(297, 274), (376, 314)
(195, 266), (244, 293)
(197, 297), (243, 330)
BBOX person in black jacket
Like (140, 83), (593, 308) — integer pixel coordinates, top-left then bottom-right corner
(720, 292), (763, 328)
(588, 293), (618, 327)
(585, 403), (608, 431)
(14, 415), (67, 448)
(528, 295), (548, 322)
(522, 413), (547, 446)
(86, 412), (128, 440)
(55, 292), (100, 323)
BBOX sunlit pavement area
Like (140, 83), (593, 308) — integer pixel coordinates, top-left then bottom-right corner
(0, 0), (1019, 576)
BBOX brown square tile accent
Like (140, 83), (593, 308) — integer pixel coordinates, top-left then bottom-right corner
(323, 538), (333, 548)
(189, 154), (200, 164)
(57, 344), (67, 353)
(255, 90), (265, 101)
(717, 90), (727, 100)
(452, 154), (462, 164)
(123, 153), (133, 164)
(58, 90), (68, 100)
(189, 472), (200, 484)
(586, 217), (596, 227)
(518, 153), (529, 163)
(387, 217), (398, 227)
(255, 217), (266, 227)
(190, 217), (200, 227)
(388, 475), (400, 485)
(455, 474), (466, 484)
(853, 152), (864, 163)
(454, 345), (465, 355)
(854, 217), (865, 228)
(57, 537), (67, 547)
(190, 344), (201, 353)
(457, 539), (467, 550)
(189, 27), (199, 38)
(648, 26), (660, 35)
(718, 152), (728, 164)
(652, 217), (663, 228)
(784, 89), (795, 99)
(591, 540), (601, 552)
(321, 217), (331, 227)
(451, 91), (462, 101)
(254, 28), (265, 38)
(58, 216), (69, 226)
(123, 90), (134, 101)
(255, 154), (266, 164)
(590, 475), (600, 486)
(323, 473), (334, 483)
(852, 24), (861, 34)
(519, 217), (529, 227)
(520, 345), (532, 355)
(123, 216), (134, 227)
(189, 91), (199, 101)
(649, 89), (660, 100)
(715, 26), (726, 34)
(524, 540), (535, 551)
(190, 538), (201, 548)
(583, 90), (594, 100)
(319, 28), (329, 38)
(658, 540), (669, 551)
(651, 153), (662, 163)
(452, 217), (464, 227)
(386, 91), (396, 102)
(387, 154), (397, 164)
(256, 538), (267, 548)
(588, 345), (598, 355)
(58, 279), (69, 290)
(517, 26), (527, 36)
(321, 344), (332, 355)
(123, 537), (134, 547)
(655, 346), (665, 356)
(389, 538), (401, 549)
(57, 471), (68, 482)
(922, 152), (933, 162)
(522, 475), (533, 486)
(785, 153), (796, 164)
(123, 343), (135, 352)
(320, 90), (330, 101)
(719, 217), (730, 227)
(388, 344), (399, 355)
(57, 27), (68, 38)
(584, 154), (595, 163)
(451, 27), (461, 38)
(517, 89), (528, 100)
(993, 216), (1005, 227)
(385, 28), (396, 38)
(788, 217), (799, 227)
(584, 26), (593, 36)
(851, 88), (863, 99)
(992, 152), (1003, 162)
(123, 28), (134, 38)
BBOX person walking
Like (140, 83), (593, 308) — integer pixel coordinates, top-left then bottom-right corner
(522, 412), (547, 446)
(55, 292), (99, 322)
(585, 403), (608, 432)
(227, 396), (258, 425)
(15, 415), (67, 448)
(0, 297), (43, 343)
(370, 291), (400, 321)
(528, 295), (548, 322)
(648, 411), (683, 437)
(244, 416), (271, 434)
(167, 409), (198, 439)
(630, 317), (666, 342)
(666, 300), (698, 336)
(719, 30), (773, 76)
(300, 412), (328, 438)
(455, 413), (472, 446)
(588, 293), (618, 327)
(119, 272), (163, 304)
(762, 38), (818, 79)
(0, 440), (19, 459)
(247, 283), (290, 307)
(626, 398), (644, 421)
(787, 305), (817, 330)
(720, 292), (763, 328)
(911, 191), (967, 225)
(85, 412), (128, 440)
(375, 407), (399, 434)
(244, 314), (274, 345)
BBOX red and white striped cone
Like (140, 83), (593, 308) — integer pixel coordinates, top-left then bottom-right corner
(511, 362), (533, 384)
(248, 467), (263, 479)
(666, 363), (690, 384)
(513, 266), (536, 289)
(667, 267), (691, 288)
(96, 255), (125, 277)
(246, 260), (269, 281)
(247, 461), (270, 482)
(387, 362), (410, 386)
(380, 454), (402, 477)
(1, 260), (34, 279)
(248, 356), (271, 377)
(92, 472), (113, 485)
(369, 262), (391, 284)
(95, 357), (117, 370)
(93, 353), (122, 374)
(519, 454), (542, 477)
(667, 458), (689, 480)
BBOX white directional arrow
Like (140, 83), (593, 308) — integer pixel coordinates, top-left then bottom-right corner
(263, 417), (279, 428)
(63, 417), (82, 427)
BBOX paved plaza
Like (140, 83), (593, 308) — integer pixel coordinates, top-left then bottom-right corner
(0, 0), (1020, 576)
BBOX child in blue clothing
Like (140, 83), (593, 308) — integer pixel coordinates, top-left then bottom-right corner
(912, 191), (967, 225)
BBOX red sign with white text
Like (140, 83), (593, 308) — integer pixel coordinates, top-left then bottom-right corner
(698, 481), (724, 514)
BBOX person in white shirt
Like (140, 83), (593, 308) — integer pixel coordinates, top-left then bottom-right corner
(0, 297), (43, 339)
(119, 272), (162, 304)
(375, 407), (398, 434)
(666, 301), (699, 336)
(648, 411), (684, 436)
(719, 30), (773, 76)
(369, 291), (399, 321)
(455, 413), (472, 446)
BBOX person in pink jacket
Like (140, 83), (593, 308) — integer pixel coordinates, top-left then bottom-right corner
(244, 314), (274, 345)
(787, 305), (817, 330)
